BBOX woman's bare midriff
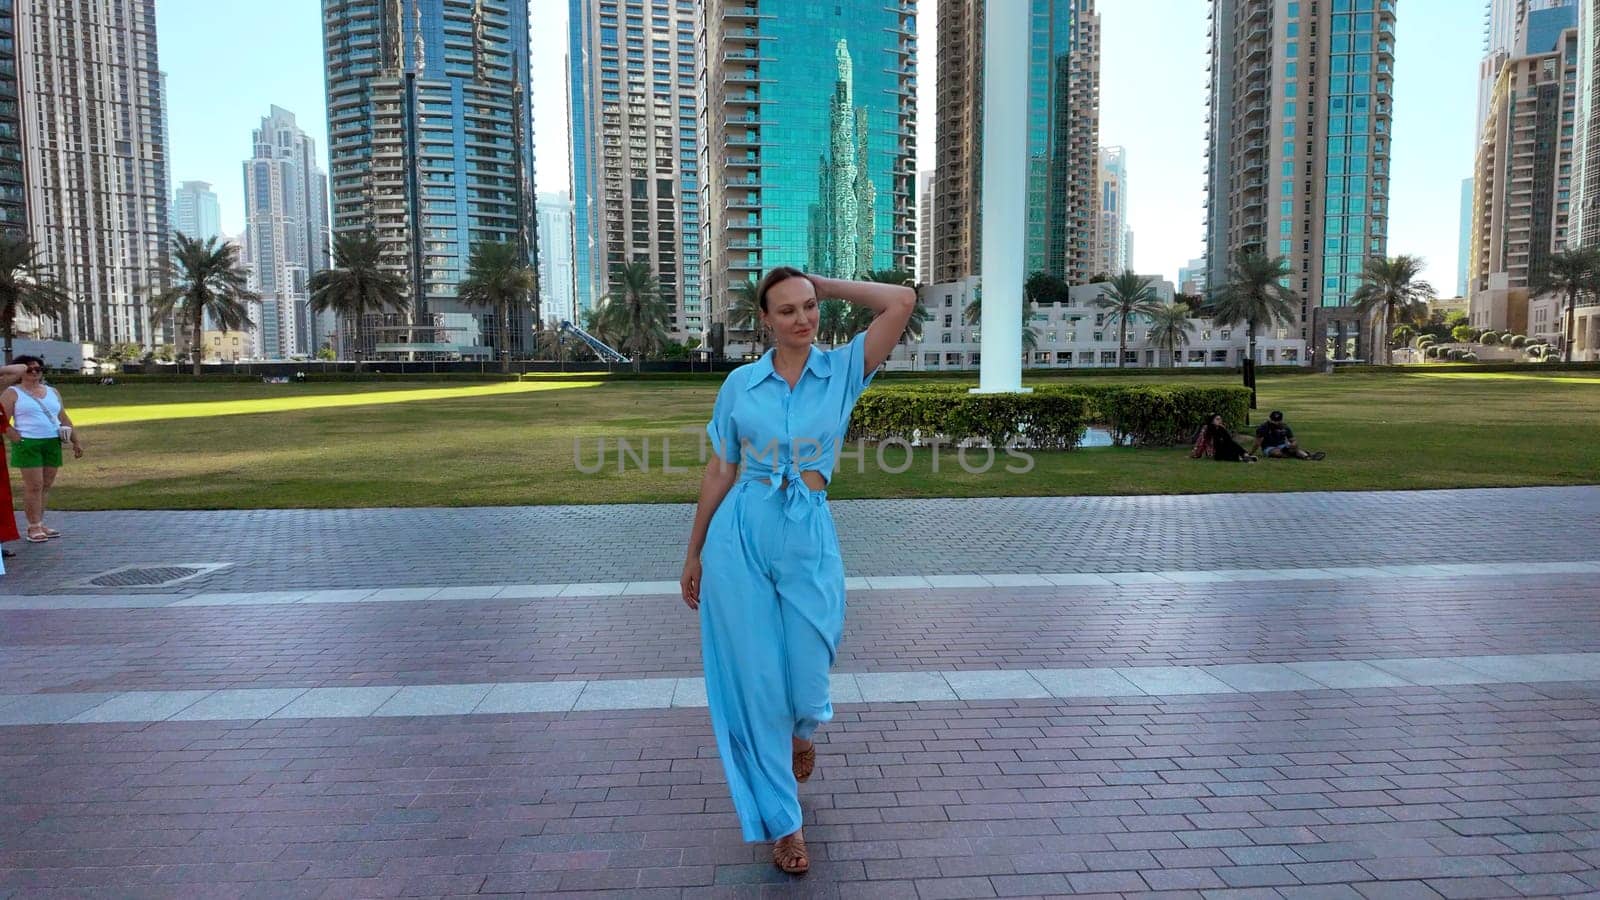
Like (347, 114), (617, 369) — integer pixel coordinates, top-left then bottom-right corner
(796, 470), (827, 492)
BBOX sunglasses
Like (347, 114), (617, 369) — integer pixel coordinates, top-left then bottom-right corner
(23, 366), (41, 373)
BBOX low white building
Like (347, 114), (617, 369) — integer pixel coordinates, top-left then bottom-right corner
(884, 277), (1307, 371)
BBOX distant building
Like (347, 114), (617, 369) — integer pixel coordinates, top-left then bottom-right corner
(917, 170), (934, 285)
(700, 0), (916, 317)
(1177, 256), (1208, 296)
(322, 0), (538, 361)
(933, 0), (1101, 284)
(1468, 23), (1580, 332)
(885, 277), (1306, 371)
(173, 180), (221, 243)
(1206, 0), (1397, 351)
(1094, 146), (1132, 277)
(536, 192), (576, 325)
(19, 0), (171, 347)
(569, 0), (701, 337)
(242, 106), (331, 360)
(1457, 177), (1473, 298)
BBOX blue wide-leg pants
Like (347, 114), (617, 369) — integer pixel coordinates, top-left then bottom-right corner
(700, 480), (846, 843)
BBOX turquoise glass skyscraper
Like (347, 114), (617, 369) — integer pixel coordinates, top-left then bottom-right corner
(322, 0), (538, 360)
(702, 0), (916, 305)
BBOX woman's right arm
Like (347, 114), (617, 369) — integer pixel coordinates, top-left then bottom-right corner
(681, 456), (739, 610)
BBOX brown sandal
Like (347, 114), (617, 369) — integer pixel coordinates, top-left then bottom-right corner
(793, 741), (816, 783)
(772, 831), (809, 875)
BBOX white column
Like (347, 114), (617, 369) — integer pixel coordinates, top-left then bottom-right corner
(974, 0), (1030, 394)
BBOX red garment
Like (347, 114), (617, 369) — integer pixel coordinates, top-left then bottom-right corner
(0, 415), (16, 543)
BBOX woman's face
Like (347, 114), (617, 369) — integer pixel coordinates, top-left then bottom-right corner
(1211, 415), (1223, 427)
(761, 277), (819, 351)
(20, 362), (42, 385)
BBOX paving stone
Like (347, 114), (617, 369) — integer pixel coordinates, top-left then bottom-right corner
(1114, 666), (1236, 696)
(67, 690), (216, 723)
(572, 678), (676, 711)
(855, 672), (957, 703)
(370, 684), (493, 717)
(473, 681), (584, 713)
(941, 670), (1049, 701)
(270, 686), (400, 719)
(165, 688), (308, 721)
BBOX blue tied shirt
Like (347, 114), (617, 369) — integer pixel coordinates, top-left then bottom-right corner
(706, 331), (879, 521)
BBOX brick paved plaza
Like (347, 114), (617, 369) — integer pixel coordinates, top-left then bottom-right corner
(2, 487), (1598, 898)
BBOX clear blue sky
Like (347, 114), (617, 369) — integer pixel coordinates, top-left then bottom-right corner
(160, 0), (1478, 294)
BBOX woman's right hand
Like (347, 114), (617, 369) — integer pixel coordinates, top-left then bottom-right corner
(681, 556), (702, 611)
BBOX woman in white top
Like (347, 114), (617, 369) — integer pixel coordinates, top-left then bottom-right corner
(1, 356), (83, 543)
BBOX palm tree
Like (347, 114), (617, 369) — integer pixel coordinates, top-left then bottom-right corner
(1147, 303), (1195, 367)
(0, 234), (71, 363)
(1209, 251), (1300, 366)
(818, 298), (851, 345)
(456, 241), (537, 373)
(1093, 271), (1163, 368)
(859, 268), (926, 344)
(309, 230), (407, 361)
(725, 278), (764, 352)
(1350, 254), (1435, 364)
(598, 261), (671, 372)
(1532, 247), (1600, 363)
(149, 234), (257, 377)
(962, 293), (1039, 353)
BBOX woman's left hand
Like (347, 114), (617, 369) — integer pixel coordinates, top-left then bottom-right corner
(70, 440), (82, 459)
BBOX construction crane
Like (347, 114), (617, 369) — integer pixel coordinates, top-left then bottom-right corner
(559, 320), (630, 364)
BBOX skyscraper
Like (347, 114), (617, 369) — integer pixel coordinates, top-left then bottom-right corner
(1569, 0), (1600, 248)
(173, 180), (222, 242)
(322, 0), (538, 360)
(917, 169), (934, 285)
(17, 0), (170, 346)
(1206, 0), (1397, 332)
(1478, 3), (1577, 166)
(1458, 177), (1473, 297)
(537, 191), (576, 325)
(0, 0), (24, 237)
(932, 0), (1101, 285)
(1467, 20), (1579, 331)
(1094, 145), (1131, 277)
(700, 0), (915, 314)
(569, 0), (702, 338)
(242, 106), (332, 359)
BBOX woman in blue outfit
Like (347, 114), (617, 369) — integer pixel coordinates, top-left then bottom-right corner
(681, 266), (915, 874)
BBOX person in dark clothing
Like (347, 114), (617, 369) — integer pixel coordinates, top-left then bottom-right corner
(1191, 414), (1257, 462)
(1252, 410), (1325, 460)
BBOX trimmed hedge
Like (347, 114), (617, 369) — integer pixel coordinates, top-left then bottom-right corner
(1332, 360), (1600, 373)
(849, 388), (1093, 449)
(851, 382), (1252, 449)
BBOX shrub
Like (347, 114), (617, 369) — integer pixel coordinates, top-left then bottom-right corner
(1425, 345), (1445, 359)
(849, 388), (1091, 449)
(1451, 325), (1479, 343)
(852, 383), (1252, 448)
(1509, 334), (1527, 348)
(1459, 351), (1479, 362)
(1479, 331), (1501, 345)
(1412, 335), (1435, 349)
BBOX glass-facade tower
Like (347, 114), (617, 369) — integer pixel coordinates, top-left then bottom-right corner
(932, 0), (1100, 285)
(1207, 0), (1397, 329)
(701, 0), (915, 308)
(322, 0), (538, 359)
(0, 0), (24, 236)
(569, 0), (702, 337)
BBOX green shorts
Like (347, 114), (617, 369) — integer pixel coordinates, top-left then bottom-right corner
(11, 436), (62, 468)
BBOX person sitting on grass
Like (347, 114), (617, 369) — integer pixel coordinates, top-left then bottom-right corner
(1252, 410), (1325, 461)
(1191, 414), (1257, 462)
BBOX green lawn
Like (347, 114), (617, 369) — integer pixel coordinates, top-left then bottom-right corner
(25, 370), (1600, 510)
